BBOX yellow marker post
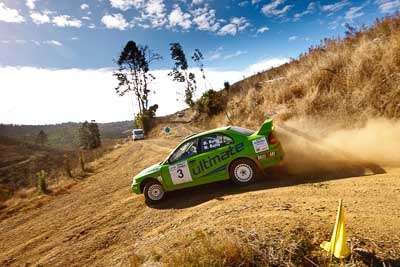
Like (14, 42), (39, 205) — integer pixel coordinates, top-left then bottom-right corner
(321, 199), (350, 259)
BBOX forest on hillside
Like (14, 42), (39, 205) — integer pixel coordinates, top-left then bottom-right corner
(0, 120), (135, 147)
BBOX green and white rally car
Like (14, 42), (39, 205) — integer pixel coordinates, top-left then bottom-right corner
(131, 119), (284, 204)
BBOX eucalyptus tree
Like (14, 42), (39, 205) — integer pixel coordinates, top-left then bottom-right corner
(168, 42), (197, 107)
(114, 41), (161, 114)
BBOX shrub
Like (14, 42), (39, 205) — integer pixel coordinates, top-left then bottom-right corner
(136, 104), (158, 132)
(196, 89), (227, 116)
(36, 170), (47, 194)
(63, 154), (73, 178)
(136, 113), (151, 132)
(224, 81), (230, 93)
(79, 150), (85, 172)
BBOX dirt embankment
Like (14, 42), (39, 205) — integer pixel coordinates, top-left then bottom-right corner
(0, 120), (399, 266)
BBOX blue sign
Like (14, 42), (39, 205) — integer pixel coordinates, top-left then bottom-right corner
(164, 127), (171, 134)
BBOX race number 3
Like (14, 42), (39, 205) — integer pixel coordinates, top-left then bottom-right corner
(169, 160), (193, 185)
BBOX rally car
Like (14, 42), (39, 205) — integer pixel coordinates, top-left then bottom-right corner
(131, 119), (284, 204)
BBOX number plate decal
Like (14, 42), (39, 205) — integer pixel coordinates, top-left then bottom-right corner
(252, 137), (269, 153)
(169, 160), (193, 185)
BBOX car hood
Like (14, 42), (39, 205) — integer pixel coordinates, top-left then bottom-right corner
(135, 163), (161, 178)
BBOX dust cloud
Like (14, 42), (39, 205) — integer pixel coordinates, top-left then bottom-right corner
(274, 118), (400, 180)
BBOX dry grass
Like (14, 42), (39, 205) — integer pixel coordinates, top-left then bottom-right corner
(204, 14), (400, 130)
(130, 227), (316, 267)
(129, 227), (400, 267)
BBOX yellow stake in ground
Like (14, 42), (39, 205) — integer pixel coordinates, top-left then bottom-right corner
(321, 199), (351, 259)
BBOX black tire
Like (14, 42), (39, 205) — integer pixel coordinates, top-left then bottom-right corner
(143, 180), (165, 204)
(229, 158), (258, 185)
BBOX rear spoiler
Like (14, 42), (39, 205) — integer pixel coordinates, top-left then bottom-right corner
(254, 118), (274, 136)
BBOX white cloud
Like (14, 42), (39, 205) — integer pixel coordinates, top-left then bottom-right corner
(145, 0), (165, 15)
(288, 35), (310, 41)
(0, 58), (292, 125)
(246, 58), (289, 73)
(15, 40), (28, 44)
(238, 1), (249, 7)
(294, 2), (316, 20)
(101, 13), (129, 30)
(130, 0), (167, 28)
(5, 39), (64, 46)
(88, 23), (96, 29)
(82, 16), (91, 20)
(0, 67), (246, 124)
(53, 15), (82, 28)
(168, 4), (192, 30)
(252, 0), (261, 4)
(218, 24), (237, 36)
(345, 6), (364, 20)
(26, 0), (37, 10)
(328, 15), (342, 29)
(30, 11), (50, 24)
(143, 0), (167, 28)
(224, 50), (247, 60)
(207, 46), (223, 61)
(261, 0), (293, 16)
(217, 17), (250, 36)
(44, 40), (63, 46)
(0, 3), (25, 23)
(321, 0), (349, 12)
(109, 0), (144, 11)
(0, 39), (26, 45)
(256, 26), (269, 33)
(209, 53), (221, 61)
(192, 0), (204, 5)
(375, 0), (400, 13)
(192, 5), (220, 32)
(0, 67), (128, 124)
(80, 4), (90, 10)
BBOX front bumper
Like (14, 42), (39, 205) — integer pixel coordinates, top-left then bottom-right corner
(131, 182), (141, 194)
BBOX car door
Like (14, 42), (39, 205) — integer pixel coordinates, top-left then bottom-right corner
(160, 138), (200, 190)
(189, 133), (235, 183)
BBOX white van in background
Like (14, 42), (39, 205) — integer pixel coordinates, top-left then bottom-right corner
(132, 129), (145, 140)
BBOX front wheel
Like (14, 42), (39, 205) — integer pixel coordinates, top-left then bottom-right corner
(229, 159), (258, 185)
(143, 180), (165, 204)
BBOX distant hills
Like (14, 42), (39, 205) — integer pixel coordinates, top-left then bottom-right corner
(0, 120), (136, 148)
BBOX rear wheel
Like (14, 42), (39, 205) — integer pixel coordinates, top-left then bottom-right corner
(143, 180), (165, 204)
(229, 159), (258, 185)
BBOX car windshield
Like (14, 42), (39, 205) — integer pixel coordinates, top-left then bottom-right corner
(169, 138), (198, 163)
(134, 130), (143, 135)
(228, 126), (255, 136)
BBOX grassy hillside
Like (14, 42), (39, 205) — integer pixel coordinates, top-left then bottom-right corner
(0, 120), (135, 200)
(196, 14), (400, 130)
(0, 135), (120, 201)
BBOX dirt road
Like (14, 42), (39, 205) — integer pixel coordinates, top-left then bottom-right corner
(0, 133), (399, 266)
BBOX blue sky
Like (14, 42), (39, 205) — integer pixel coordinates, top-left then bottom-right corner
(0, 0), (399, 124)
(0, 0), (396, 70)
